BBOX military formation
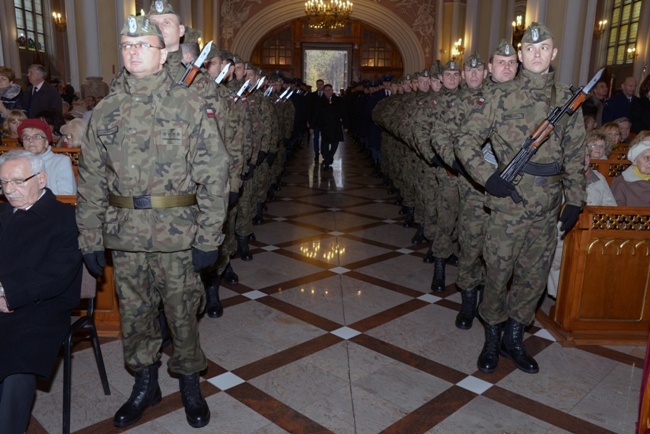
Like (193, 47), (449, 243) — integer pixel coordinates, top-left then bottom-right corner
(75, 0), (586, 426)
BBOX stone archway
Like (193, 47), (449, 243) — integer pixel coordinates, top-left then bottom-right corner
(231, 0), (425, 74)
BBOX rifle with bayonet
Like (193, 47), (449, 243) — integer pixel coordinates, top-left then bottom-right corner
(232, 79), (250, 103)
(499, 67), (605, 203)
(178, 41), (212, 88)
(214, 62), (232, 85)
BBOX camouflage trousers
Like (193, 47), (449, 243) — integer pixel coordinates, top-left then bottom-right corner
(381, 133), (394, 177)
(254, 158), (271, 204)
(400, 152), (419, 208)
(421, 162), (438, 234)
(390, 142), (405, 194)
(112, 250), (207, 375)
(235, 178), (256, 237)
(455, 175), (489, 291)
(425, 167), (459, 258)
(479, 187), (561, 325)
(217, 204), (238, 274)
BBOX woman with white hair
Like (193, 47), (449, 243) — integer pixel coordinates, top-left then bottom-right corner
(59, 118), (88, 148)
(610, 140), (650, 206)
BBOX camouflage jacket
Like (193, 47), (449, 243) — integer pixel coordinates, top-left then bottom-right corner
(244, 91), (264, 168)
(223, 79), (253, 191)
(455, 68), (586, 208)
(399, 90), (436, 157)
(77, 67), (231, 253)
(259, 93), (279, 153)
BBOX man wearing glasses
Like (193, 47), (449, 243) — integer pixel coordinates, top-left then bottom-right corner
(0, 149), (82, 434)
(76, 15), (229, 429)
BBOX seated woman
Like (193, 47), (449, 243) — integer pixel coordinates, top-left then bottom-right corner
(586, 131), (608, 160)
(547, 146), (617, 297)
(59, 118), (88, 148)
(614, 117), (632, 144)
(0, 67), (22, 127)
(610, 139), (650, 206)
(17, 118), (76, 195)
(598, 122), (622, 155)
(1, 109), (27, 141)
(583, 114), (597, 136)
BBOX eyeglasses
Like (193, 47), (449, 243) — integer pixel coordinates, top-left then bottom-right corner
(119, 42), (164, 51)
(0, 172), (41, 188)
(589, 144), (606, 149)
(21, 135), (47, 142)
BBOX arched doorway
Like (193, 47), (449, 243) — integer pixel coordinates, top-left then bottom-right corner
(250, 18), (404, 86)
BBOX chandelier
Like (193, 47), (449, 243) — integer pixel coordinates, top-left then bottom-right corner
(304, 0), (353, 30)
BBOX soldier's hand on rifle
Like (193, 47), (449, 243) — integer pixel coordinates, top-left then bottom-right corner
(559, 204), (581, 232)
(83, 250), (106, 277)
(485, 172), (520, 202)
(192, 248), (218, 272)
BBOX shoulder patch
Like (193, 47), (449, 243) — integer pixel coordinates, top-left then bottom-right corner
(206, 108), (215, 118)
(477, 97), (485, 106)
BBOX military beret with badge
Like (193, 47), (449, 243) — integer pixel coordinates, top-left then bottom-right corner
(522, 22), (553, 43)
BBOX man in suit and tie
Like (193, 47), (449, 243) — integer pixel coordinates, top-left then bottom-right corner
(307, 79), (325, 161)
(602, 76), (637, 124)
(20, 64), (62, 118)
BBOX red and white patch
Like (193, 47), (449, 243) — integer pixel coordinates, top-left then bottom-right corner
(206, 108), (215, 118)
(477, 97), (485, 105)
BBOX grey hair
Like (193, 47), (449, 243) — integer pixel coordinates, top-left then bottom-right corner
(0, 150), (45, 175)
(28, 64), (47, 79)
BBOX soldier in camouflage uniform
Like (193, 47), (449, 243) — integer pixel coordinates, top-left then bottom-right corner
(455, 23), (586, 374)
(77, 15), (230, 428)
(451, 42), (518, 331)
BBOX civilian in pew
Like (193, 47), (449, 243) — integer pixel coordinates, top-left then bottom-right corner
(0, 150), (82, 434)
(611, 140), (650, 206)
(631, 130), (650, 146)
(614, 117), (632, 144)
(1, 109), (26, 140)
(0, 67), (22, 127)
(17, 118), (76, 195)
(630, 75), (650, 134)
(548, 146), (617, 297)
(599, 122), (622, 155)
(587, 131), (609, 160)
(59, 118), (87, 148)
(583, 114), (597, 136)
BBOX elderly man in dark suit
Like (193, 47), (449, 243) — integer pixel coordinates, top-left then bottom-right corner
(20, 64), (63, 118)
(310, 84), (348, 170)
(0, 149), (82, 434)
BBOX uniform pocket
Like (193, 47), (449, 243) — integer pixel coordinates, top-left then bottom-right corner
(96, 125), (120, 147)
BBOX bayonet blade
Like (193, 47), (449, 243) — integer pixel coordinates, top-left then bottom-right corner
(582, 67), (606, 95)
(236, 79), (250, 97)
(256, 76), (266, 90)
(215, 62), (231, 84)
(194, 41), (212, 69)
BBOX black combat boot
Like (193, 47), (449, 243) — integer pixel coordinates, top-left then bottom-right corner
(267, 186), (276, 201)
(202, 268), (223, 318)
(395, 195), (403, 206)
(383, 172), (390, 187)
(113, 364), (161, 427)
(403, 207), (415, 228)
(253, 202), (264, 225)
(411, 223), (425, 244)
(222, 262), (239, 285)
(477, 323), (502, 373)
(430, 257), (446, 292)
(248, 233), (256, 241)
(500, 318), (539, 374)
(179, 373), (210, 428)
(455, 288), (478, 330)
(237, 234), (253, 261)
(423, 243), (434, 264)
(446, 253), (459, 266)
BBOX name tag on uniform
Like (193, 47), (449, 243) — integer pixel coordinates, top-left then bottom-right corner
(503, 113), (525, 120)
(161, 129), (181, 144)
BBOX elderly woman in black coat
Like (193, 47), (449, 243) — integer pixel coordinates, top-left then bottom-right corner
(0, 150), (81, 434)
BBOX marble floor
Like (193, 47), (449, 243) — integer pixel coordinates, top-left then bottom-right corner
(29, 139), (644, 433)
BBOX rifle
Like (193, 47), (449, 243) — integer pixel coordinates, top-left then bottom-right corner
(232, 79), (250, 103)
(178, 41), (212, 88)
(499, 67), (604, 202)
(214, 62), (232, 85)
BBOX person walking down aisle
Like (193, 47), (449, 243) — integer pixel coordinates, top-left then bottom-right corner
(311, 84), (348, 170)
(455, 23), (586, 375)
(76, 15), (230, 429)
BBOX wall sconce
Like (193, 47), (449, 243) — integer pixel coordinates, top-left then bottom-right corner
(52, 11), (66, 31)
(594, 19), (607, 38)
(451, 38), (464, 60)
(512, 14), (525, 47)
(627, 47), (638, 60)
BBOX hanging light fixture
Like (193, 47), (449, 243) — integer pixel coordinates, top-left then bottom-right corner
(304, 0), (353, 30)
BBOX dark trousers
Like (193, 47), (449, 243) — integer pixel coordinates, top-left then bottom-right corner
(312, 128), (321, 155)
(322, 140), (339, 165)
(0, 373), (36, 434)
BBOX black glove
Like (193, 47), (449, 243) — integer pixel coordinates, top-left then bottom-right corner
(559, 204), (582, 232)
(191, 248), (218, 272)
(430, 154), (444, 168)
(256, 151), (268, 166)
(267, 152), (277, 165)
(228, 191), (239, 207)
(452, 159), (469, 178)
(241, 163), (255, 181)
(484, 172), (521, 202)
(83, 251), (106, 277)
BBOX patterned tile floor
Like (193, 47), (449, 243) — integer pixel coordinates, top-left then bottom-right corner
(29, 139), (644, 433)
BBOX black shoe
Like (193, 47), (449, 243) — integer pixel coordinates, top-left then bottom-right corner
(222, 262), (239, 285)
(411, 224), (426, 245)
(431, 257), (446, 292)
(446, 253), (459, 266)
(423, 245), (434, 264)
(237, 234), (253, 261)
(395, 196), (403, 206)
(179, 373), (210, 428)
(403, 207), (415, 228)
(248, 233), (256, 241)
(478, 324), (502, 373)
(253, 203), (264, 225)
(455, 288), (478, 330)
(205, 278), (223, 318)
(113, 365), (162, 428)
(500, 318), (539, 374)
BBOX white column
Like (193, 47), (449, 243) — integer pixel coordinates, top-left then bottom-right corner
(180, 1), (192, 28)
(465, 0), (479, 54)
(82, 0), (101, 77)
(557, 0), (582, 85)
(0, 0), (20, 74)
(489, 0), (504, 54)
(526, 0), (547, 23)
(579, 0), (598, 85)
(435, 0), (444, 62)
(64, 0), (79, 90)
